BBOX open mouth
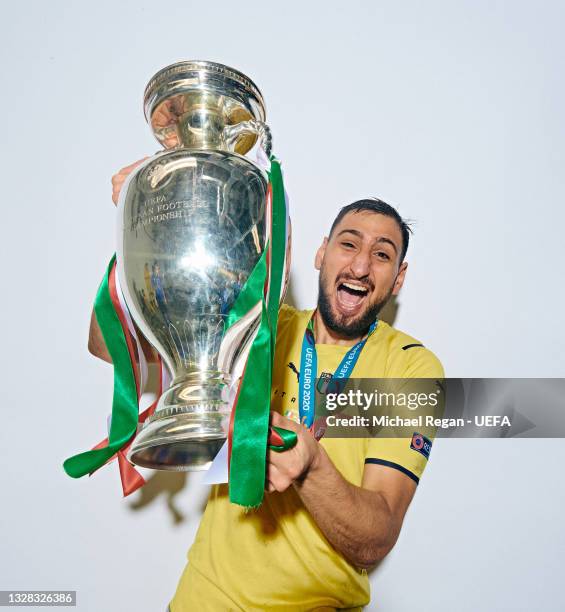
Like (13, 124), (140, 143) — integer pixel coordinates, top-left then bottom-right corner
(336, 281), (370, 314)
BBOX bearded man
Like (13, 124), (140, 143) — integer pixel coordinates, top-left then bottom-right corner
(90, 166), (443, 610)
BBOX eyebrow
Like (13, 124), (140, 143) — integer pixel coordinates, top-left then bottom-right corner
(336, 229), (398, 254)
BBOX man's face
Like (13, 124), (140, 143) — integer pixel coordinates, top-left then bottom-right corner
(315, 211), (408, 339)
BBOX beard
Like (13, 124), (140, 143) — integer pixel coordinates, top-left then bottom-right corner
(317, 267), (392, 340)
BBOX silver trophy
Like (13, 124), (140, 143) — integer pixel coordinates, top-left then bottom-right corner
(116, 61), (283, 471)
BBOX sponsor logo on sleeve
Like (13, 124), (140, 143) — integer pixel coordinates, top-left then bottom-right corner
(410, 432), (432, 460)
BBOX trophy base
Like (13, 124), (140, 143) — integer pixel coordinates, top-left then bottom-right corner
(128, 407), (227, 471)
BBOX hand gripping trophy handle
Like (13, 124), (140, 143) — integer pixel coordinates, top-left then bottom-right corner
(223, 120), (272, 157)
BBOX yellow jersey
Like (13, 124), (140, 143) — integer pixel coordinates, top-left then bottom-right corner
(171, 305), (444, 611)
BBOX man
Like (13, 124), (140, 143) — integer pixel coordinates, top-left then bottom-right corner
(91, 163), (443, 610)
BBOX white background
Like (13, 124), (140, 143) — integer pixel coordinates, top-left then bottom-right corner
(1, 1), (564, 610)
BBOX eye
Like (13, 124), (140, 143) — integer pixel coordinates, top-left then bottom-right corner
(374, 251), (391, 261)
(341, 241), (356, 249)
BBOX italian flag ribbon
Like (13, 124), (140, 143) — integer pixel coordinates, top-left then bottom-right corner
(63, 256), (162, 496)
(63, 157), (295, 505)
(226, 157), (295, 507)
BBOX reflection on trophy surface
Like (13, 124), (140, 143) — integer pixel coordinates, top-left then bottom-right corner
(116, 61), (281, 471)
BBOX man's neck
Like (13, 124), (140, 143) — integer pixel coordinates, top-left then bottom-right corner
(312, 309), (366, 347)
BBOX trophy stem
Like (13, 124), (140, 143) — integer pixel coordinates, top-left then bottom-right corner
(127, 371), (231, 471)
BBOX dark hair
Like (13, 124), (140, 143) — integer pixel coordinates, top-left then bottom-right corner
(329, 198), (412, 262)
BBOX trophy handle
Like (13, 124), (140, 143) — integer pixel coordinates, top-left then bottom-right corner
(223, 120), (272, 157)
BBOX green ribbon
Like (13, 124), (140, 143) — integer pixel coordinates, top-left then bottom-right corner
(228, 158), (292, 507)
(224, 247), (268, 331)
(63, 256), (139, 478)
(269, 426), (298, 452)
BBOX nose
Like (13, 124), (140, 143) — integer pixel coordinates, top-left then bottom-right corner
(348, 248), (371, 278)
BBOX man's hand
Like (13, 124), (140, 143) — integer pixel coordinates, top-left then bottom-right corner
(111, 158), (148, 205)
(150, 98), (183, 148)
(266, 412), (321, 493)
(265, 411), (417, 570)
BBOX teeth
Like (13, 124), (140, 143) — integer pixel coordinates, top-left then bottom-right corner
(342, 282), (368, 293)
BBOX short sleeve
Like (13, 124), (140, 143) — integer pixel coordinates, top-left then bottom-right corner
(365, 346), (444, 484)
(401, 345), (445, 379)
(365, 438), (432, 484)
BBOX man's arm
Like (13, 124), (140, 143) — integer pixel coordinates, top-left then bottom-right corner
(89, 157), (156, 365)
(267, 411), (416, 570)
(88, 310), (112, 363)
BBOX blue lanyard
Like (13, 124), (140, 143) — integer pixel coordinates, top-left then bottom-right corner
(298, 315), (377, 427)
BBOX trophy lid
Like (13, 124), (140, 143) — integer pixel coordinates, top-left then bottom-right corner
(144, 60), (266, 129)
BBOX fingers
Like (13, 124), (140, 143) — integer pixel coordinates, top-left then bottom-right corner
(152, 106), (175, 129)
(111, 157), (148, 205)
(270, 410), (300, 432)
(267, 446), (302, 480)
(121, 158), (149, 174)
(111, 175), (126, 206)
(265, 462), (292, 493)
(266, 411), (316, 492)
(162, 133), (180, 148)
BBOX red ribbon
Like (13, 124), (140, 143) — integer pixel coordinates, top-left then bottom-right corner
(89, 262), (163, 497)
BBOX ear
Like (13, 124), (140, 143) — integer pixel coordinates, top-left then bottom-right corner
(392, 261), (408, 296)
(314, 237), (328, 271)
